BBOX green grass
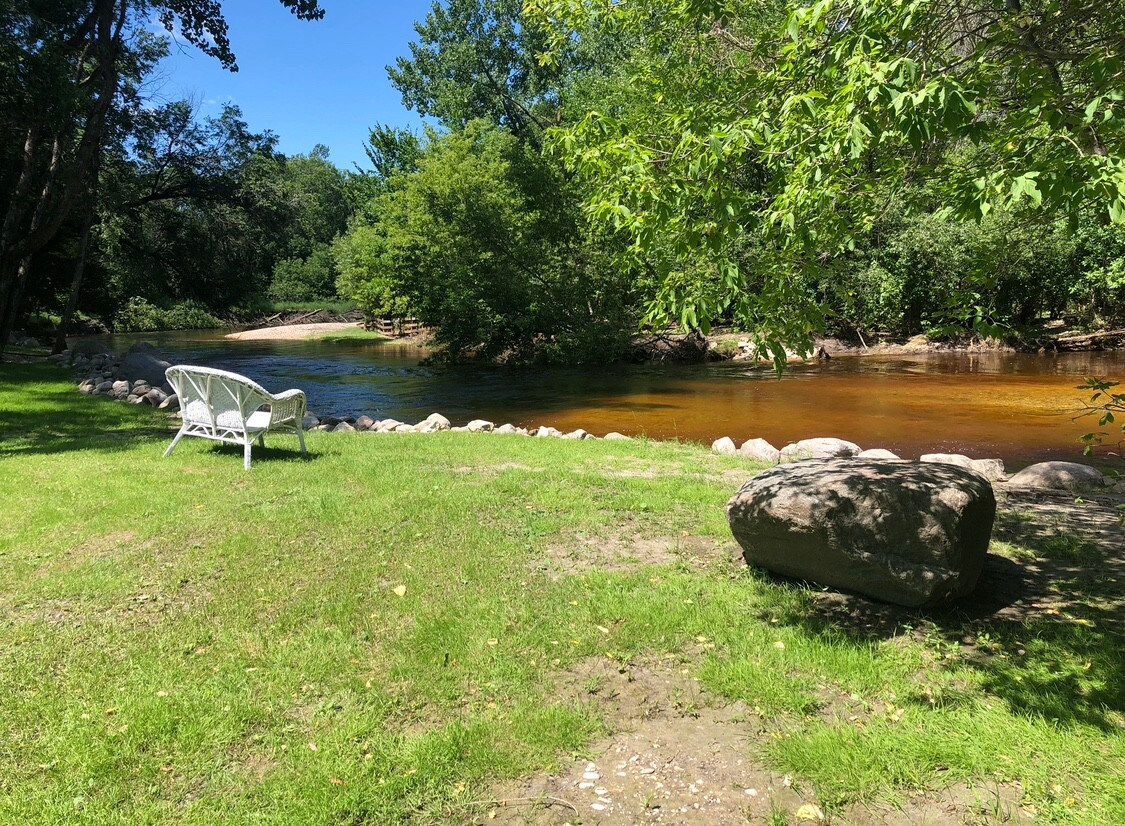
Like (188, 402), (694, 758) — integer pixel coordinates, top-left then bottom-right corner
(309, 328), (389, 344)
(0, 363), (1122, 824)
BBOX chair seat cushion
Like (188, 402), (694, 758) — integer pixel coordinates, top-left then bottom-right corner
(184, 401), (271, 432)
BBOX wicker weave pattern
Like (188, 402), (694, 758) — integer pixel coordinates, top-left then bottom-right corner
(163, 365), (308, 470)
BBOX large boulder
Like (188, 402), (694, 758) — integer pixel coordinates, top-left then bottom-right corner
(1006, 461), (1109, 492)
(779, 437), (862, 463)
(118, 342), (172, 388)
(727, 459), (996, 607)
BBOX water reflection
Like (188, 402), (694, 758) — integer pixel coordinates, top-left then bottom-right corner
(100, 331), (1124, 466)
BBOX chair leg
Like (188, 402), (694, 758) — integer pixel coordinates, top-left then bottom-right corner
(163, 429), (186, 458)
(297, 428), (307, 457)
(243, 440), (253, 471)
(258, 433), (265, 448)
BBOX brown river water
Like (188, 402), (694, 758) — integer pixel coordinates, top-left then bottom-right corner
(108, 332), (1125, 468)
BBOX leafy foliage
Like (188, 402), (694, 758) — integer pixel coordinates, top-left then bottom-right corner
(335, 121), (635, 362)
(529, 0), (1125, 353)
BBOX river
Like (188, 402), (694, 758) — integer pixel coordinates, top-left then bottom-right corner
(102, 331), (1125, 467)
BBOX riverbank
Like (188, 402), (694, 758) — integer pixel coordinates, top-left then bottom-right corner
(225, 322), (370, 341)
(0, 362), (1121, 825)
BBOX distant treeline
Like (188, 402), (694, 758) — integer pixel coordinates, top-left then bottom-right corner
(4, 0), (1123, 361)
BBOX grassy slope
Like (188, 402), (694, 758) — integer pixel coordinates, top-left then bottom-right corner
(0, 363), (1121, 825)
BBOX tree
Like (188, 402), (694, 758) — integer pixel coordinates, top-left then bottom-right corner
(0, 0), (325, 350)
(335, 121), (635, 362)
(529, 0), (1125, 359)
(388, 0), (568, 143)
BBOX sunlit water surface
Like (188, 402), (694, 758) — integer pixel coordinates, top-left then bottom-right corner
(101, 331), (1125, 467)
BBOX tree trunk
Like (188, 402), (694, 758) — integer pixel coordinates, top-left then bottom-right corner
(0, 0), (126, 352)
(53, 202), (97, 354)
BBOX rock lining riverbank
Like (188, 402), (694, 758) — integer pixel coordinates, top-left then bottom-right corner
(44, 341), (1120, 492)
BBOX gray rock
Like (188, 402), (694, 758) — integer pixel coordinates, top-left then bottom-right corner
(920, 453), (1006, 482)
(451, 426), (470, 433)
(857, 448), (901, 460)
(739, 438), (781, 465)
(536, 426), (562, 438)
(95, 380), (113, 393)
(779, 437), (862, 463)
(132, 378), (148, 388)
(376, 419), (403, 433)
(563, 429), (589, 440)
(712, 436), (738, 456)
(495, 423), (519, 435)
(332, 422), (357, 433)
(118, 342), (172, 387)
(158, 393), (180, 411)
(112, 380), (130, 395)
(603, 432), (632, 441)
(422, 412), (451, 431)
(128, 395), (146, 404)
(393, 423), (417, 432)
(1006, 461), (1110, 492)
(355, 415), (375, 430)
(143, 389), (166, 405)
(314, 424), (333, 432)
(727, 459), (996, 607)
(319, 416), (340, 428)
(67, 339), (113, 363)
(302, 414), (320, 429)
(467, 419), (495, 432)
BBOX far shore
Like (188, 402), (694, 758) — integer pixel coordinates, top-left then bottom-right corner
(225, 322), (363, 341)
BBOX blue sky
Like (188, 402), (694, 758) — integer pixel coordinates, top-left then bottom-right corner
(151, 1), (436, 171)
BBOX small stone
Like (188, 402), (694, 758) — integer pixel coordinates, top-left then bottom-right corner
(132, 378), (147, 388)
(1007, 461), (1109, 491)
(355, 415), (375, 430)
(158, 393), (180, 410)
(536, 426), (562, 438)
(739, 437), (781, 464)
(302, 414), (319, 429)
(779, 437), (862, 462)
(495, 423), (519, 434)
(376, 419), (403, 432)
(332, 422), (356, 433)
(591, 803), (606, 812)
(422, 412), (451, 430)
(563, 429), (588, 440)
(582, 771), (600, 781)
(393, 423), (417, 433)
(467, 419), (495, 432)
(603, 432), (631, 441)
(112, 380), (130, 395)
(711, 436), (737, 455)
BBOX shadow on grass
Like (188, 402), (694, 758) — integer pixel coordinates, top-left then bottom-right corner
(0, 363), (172, 456)
(744, 489), (1124, 733)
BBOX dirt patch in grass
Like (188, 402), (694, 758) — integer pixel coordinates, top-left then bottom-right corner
(538, 530), (743, 578)
(483, 655), (1027, 825)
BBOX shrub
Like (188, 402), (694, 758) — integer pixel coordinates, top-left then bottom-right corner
(113, 298), (223, 332)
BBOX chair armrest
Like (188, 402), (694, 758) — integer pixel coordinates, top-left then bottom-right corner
(268, 389), (307, 425)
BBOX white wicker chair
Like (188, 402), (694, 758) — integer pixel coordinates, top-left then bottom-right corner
(163, 365), (308, 470)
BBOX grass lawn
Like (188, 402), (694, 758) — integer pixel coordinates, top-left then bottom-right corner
(0, 363), (1121, 825)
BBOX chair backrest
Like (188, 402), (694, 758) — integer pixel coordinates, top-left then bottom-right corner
(166, 365), (271, 429)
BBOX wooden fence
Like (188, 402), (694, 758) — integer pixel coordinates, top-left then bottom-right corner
(367, 317), (428, 337)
